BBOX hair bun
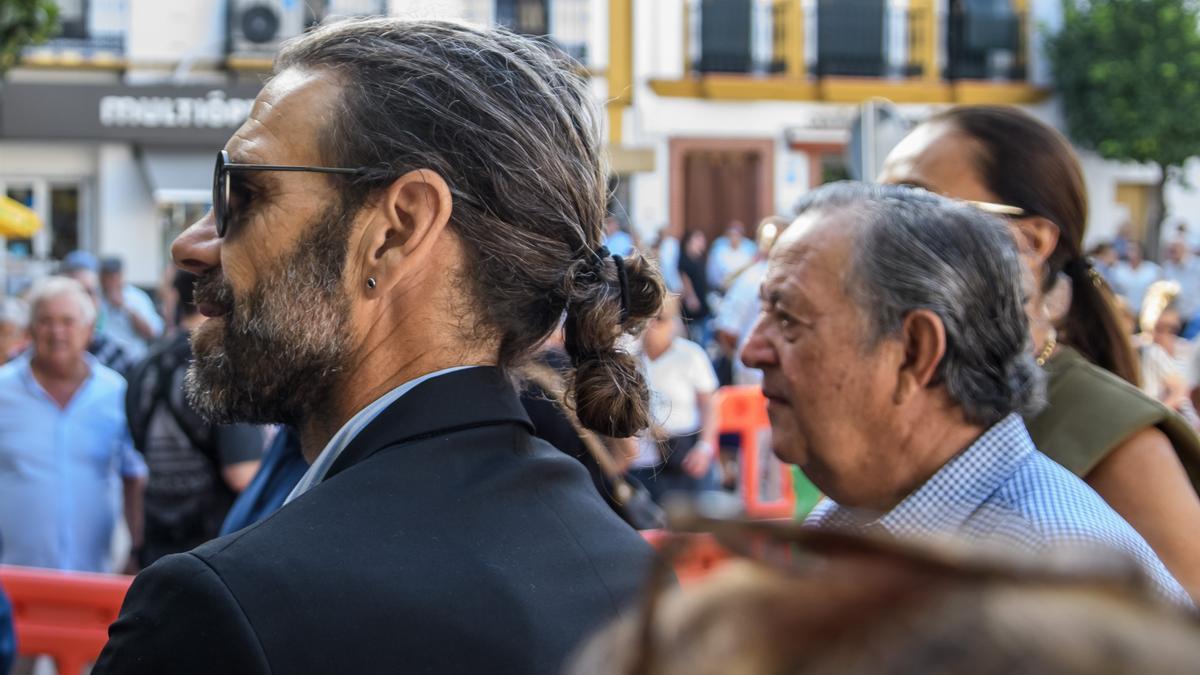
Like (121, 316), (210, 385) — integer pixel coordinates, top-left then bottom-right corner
(572, 353), (651, 438)
(563, 250), (666, 436)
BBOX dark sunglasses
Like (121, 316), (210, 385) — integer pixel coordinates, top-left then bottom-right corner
(212, 150), (367, 237)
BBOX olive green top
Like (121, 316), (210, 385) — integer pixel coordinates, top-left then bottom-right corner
(1025, 346), (1200, 492)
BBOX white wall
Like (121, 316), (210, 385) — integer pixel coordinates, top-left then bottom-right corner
(0, 142), (96, 177)
(389, 0), (479, 20)
(625, 95), (859, 230)
(96, 144), (161, 286)
(126, 0), (224, 65)
(1166, 159), (1200, 244)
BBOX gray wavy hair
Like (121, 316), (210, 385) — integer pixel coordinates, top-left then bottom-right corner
(274, 19), (665, 436)
(27, 276), (96, 327)
(798, 182), (1044, 426)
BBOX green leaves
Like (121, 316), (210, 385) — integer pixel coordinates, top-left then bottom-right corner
(1047, 0), (1200, 243)
(0, 0), (59, 74)
(1048, 0), (1200, 169)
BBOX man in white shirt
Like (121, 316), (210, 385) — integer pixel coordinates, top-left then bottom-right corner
(633, 297), (720, 502)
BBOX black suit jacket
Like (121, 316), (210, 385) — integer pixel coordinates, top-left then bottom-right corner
(94, 367), (657, 674)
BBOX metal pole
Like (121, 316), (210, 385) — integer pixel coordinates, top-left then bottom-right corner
(863, 98), (877, 183)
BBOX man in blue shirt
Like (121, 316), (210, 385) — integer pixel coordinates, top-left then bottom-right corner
(741, 183), (1190, 605)
(0, 276), (146, 573)
(603, 215), (635, 258)
(98, 256), (163, 362)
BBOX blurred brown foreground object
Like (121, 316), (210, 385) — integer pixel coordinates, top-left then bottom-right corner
(572, 516), (1200, 675)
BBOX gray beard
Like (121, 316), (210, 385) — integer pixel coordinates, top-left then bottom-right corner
(185, 204), (354, 427)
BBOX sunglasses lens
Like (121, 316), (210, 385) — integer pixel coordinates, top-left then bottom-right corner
(213, 151), (226, 237)
(220, 173), (231, 238)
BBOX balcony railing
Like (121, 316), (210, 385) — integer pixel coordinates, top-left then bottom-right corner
(685, 0), (1028, 82)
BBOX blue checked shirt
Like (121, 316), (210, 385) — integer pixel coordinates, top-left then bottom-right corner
(807, 414), (1192, 606)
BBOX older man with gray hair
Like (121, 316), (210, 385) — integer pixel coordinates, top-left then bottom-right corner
(0, 277), (146, 573)
(742, 182), (1190, 605)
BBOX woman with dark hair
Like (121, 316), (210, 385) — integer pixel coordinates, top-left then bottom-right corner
(678, 229), (712, 324)
(880, 105), (1200, 601)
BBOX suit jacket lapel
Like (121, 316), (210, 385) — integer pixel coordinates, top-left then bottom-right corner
(325, 366), (533, 480)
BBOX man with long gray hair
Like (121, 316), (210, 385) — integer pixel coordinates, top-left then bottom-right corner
(741, 182), (1189, 605)
(96, 18), (666, 674)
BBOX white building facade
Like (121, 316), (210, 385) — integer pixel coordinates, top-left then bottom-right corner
(600, 0), (1200, 253)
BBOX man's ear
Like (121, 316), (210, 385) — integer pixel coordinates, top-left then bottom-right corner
(356, 169), (453, 295)
(1008, 216), (1059, 266)
(893, 309), (947, 405)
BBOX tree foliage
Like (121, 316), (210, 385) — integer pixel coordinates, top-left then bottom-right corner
(0, 0), (58, 74)
(1047, 0), (1200, 169)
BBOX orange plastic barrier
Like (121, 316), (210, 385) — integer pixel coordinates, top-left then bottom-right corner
(0, 565), (131, 675)
(641, 529), (731, 585)
(713, 385), (795, 519)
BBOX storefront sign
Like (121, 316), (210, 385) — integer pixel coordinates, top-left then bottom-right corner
(0, 81), (263, 146)
(99, 90), (255, 130)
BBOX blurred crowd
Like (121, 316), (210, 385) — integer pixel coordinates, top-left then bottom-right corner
(4, 17), (1200, 675)
(0, 220), (763, 581)
(1087, 230), (1200, 427)
(0, 252), (265, 578)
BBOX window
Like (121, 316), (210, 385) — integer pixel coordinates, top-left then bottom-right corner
(1, 180), (87, 262)
(49, 186), (81, 261)
(495, 0), (549, 35)
(56, 0), (89, 40)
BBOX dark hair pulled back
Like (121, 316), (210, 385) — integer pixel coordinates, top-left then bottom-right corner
(276, 19), (665, 436)
(934, 106), (1140, 386)
(562, 251), (664, 436)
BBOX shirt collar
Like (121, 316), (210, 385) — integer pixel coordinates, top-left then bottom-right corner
(17, 352), (99, 403)
(817, 414), (1035, 539)
(284, 365), (477, 504)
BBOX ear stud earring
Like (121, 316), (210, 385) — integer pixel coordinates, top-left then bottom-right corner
(367, 278), (377, 289)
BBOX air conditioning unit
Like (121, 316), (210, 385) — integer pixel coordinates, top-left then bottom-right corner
(227, 0), (313, 57)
